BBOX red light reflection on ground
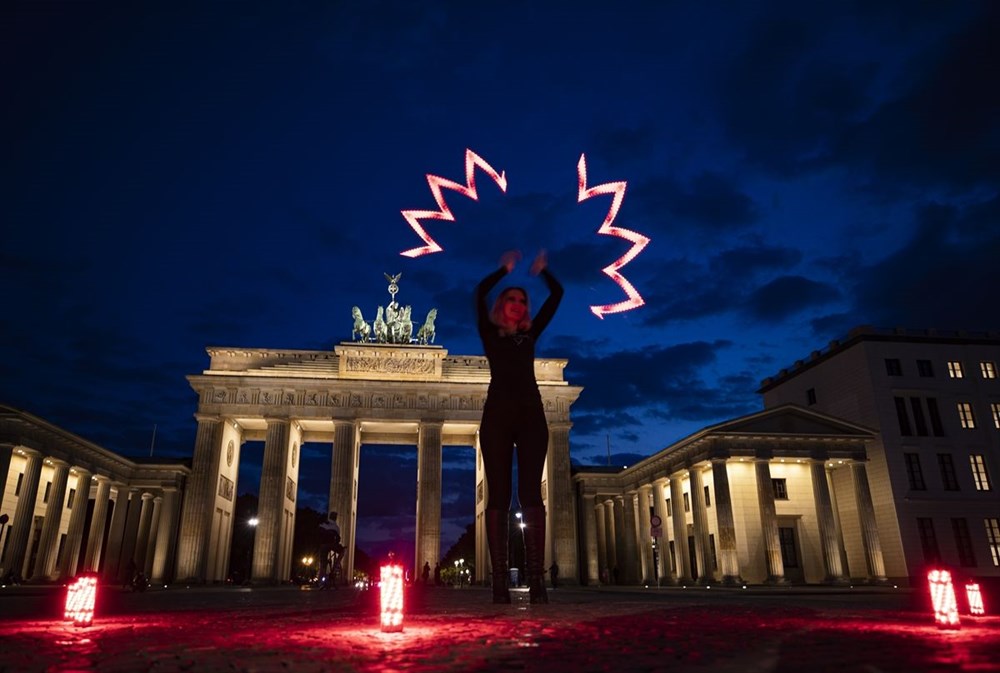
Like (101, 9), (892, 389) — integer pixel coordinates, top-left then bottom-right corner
(2, 603), (998, 672)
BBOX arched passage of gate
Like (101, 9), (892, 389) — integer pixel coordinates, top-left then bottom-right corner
(174, 343), (582, 585)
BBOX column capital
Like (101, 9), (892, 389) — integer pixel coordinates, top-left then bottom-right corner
(263, 416), (290, 426)
(45, 457), (71, 469)
(141, 492), (155, 502)
(13, 446), (42, 458)
(194, 413), (222, 423)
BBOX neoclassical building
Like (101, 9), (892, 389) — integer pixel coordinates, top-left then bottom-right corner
(0, 405), (189, 584)
(574, 405), (888, 586)
(175, 342), (582, 584)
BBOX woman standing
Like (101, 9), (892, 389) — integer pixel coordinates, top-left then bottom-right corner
(476, 249), (563, 603)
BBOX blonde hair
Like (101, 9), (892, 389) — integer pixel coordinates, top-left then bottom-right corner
(490, 287), (532, 335)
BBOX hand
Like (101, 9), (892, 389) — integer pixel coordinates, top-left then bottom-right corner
(499, 250), (522, 273)
(529, 249), (548, 275)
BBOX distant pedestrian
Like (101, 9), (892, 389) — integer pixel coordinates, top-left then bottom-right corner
(422, 561), (431, 585)
(549, 562), (559, 589)
(434, 562), (442, 586)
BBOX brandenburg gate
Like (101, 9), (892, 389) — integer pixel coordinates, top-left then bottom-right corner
(174, 342), (582, 584)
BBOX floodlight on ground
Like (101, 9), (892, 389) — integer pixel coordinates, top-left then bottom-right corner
(380, 563), (404, 633)
(927, 569), (960, 628)
(64, 574), (97, 627)
(966, 582), (985, 616)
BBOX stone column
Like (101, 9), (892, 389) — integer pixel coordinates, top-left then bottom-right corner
(175, 415), (224, 581)
(59, 468), (92, 579)
(608, 495), (628, 584)
(1, 448), (42, 580)
(710, 459), (741, 584)
(83, 476), (112, 571)
(581, 493), (599, 584)
(754, 458), (786, 584)
(133, 492), (155, 571)
(595, 500), (608, 584)
(117, 489), (145, 584)
(31, 459), (70, 581)
(636, 485), (654, 584)
(415, 421), (443, 573)
(546, 422), (578, 581)
(329, 420), (359, 578)
(669, 474), (692, 582)
(151, 487), (180, 583)
(143, 496), (163, 578)
(689, 466), (711, 582)
(851, 462), (887, 582)
(253, 419), (291, 582)
(652, 479), (671, 583)
(102, 485), (132, 581)
(811, 459), (847, 583)
(621, 493), (639, 584)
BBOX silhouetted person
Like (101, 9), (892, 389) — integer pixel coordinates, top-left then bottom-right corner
(549, 562), (559, 589)
(476, 249), (562, 604)
(434, 562), (442, 587)
(422, 561), (431, 584)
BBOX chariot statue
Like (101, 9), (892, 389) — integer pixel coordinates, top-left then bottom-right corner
(349, 273), (438, 346)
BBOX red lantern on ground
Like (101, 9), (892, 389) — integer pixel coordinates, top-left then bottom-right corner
(64, 575), (98, 627)
(965, 582), (985, 616)
(380, 563), (404, 633)
(927, 569), (960, 628)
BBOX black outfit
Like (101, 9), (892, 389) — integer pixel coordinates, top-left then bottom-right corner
(476, 265), (563, 603)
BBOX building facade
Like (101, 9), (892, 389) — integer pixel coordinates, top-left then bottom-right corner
(0, 405), (189, 584)
(573, 405), (888, 586)
(759, 326), (1000, 587)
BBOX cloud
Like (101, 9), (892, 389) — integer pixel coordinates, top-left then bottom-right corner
(850, 200), (1000, 330)
(744, 275), (841, 322)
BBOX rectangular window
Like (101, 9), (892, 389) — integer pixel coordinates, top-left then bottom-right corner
(43, 481), (51, 504)
(665, 498), (672, 517)
(885, 358), (902, 376)
(927, 398), (945, 436)
(14, 473), (23, 497)
(703, 485), (711, 507)
(970, 454), (992, 491)
(806, 388), (817, 405)
(683, 492), (690, 512)
(938, 454), (960, 491)
(948, 361), (964, 378)
(778, 527), (798, 567)
(981, 361), (997, 379)
(709, 533), (718, 571)
(905, 453), (926, 490)
(991, 402), (1000, 430)
(917, 359), (934, 377)
(917, 517), (940, 563)
(910, 397), (928, 436)
(67, 488), (76, 509)
(772, 478), (788, 500)
(894, 397), (912, 436)
(952, 518), (977, 567)
(986, 518), (1000, 567)
(958, 402), (976, 429)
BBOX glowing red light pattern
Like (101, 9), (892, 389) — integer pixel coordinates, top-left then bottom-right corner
(400, 149), (508, 258)
(965, 582), (985, 616)
(928, 569), (960, 628)
(380, 563), (404, 633)
(577, 154), (650, 319)
(64, 575), (97, 627)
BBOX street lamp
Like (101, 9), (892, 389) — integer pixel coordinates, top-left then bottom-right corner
(244, 517), (259, 584)
(515, 511), (526, 587)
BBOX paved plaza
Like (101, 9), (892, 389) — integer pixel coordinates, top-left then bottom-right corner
(1, 582), (998, 672)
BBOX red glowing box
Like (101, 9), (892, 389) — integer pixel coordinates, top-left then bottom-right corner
(380, 563), (404, 632)
(966, 582), (985, 616)
(927, 569), (960, 628)
(64, 575), (98, 627)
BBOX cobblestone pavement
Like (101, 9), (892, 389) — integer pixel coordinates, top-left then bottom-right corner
(1, 583), (998, 672)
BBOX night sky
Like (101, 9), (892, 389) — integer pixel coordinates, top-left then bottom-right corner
(4, 2), (998, 561)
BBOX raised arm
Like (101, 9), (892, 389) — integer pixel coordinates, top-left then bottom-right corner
(476, 265), (508, 338)
(530, 268), (563, 337)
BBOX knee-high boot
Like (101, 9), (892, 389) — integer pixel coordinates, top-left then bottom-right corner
(485, 509), (511, 604)
(522, 506), (548, 604)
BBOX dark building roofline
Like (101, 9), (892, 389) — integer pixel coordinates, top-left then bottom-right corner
(757, 325), (1000, 394)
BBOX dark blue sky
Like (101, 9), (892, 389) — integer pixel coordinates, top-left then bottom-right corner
(3, 2), (998, 559)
